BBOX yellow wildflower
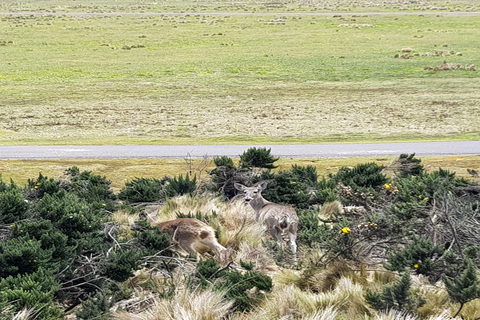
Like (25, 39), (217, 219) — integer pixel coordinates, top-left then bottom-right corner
(384, 184), (391, 190)
(423, 197), (429, 202)
(413, 264), (419, 269)
(339, 227), (351, 234)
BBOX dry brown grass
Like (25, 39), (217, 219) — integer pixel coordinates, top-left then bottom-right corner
(114, 287), (233, 320)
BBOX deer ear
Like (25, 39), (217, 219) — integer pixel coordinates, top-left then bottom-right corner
(257, 181), (268, 190)
(234, 183), (246, 191)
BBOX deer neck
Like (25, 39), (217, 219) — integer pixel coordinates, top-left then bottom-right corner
(249, 196), (269, 220)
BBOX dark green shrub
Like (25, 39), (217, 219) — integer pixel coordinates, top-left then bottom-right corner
(194, 258), (273, 312)
(137, 227), (171, 256)
(239, 147), (279, 169)
(297, 209), (329, 247)
(299, 211), (359, 261)
(64, 167), (116, 210)
(35, 192), (106, 254)
(196, 257), (222, 285)
(213, 156), (235, 168)
(25, 173), (61, 199)
(36, 192), (103, 237)
(442, 258), (480, 318)
(314, 177), (339, 204)
(0, 268), (62, 319)
(395, 153), (424, 177)
(365, 271), (420, 312)
(392, 168), (461, 219)
(0, 236), (53, 277)
(0, 185), (29, 224)
(118, 177), (165, 203)
(386, 236), (445, 282)
(220, 269), (273, 312)
(165, 174), (197, 197)
(76, 291), (113, 320)
(208, 163), (254, 199)
(103, 249), (142, 282)
(256, 171), (311, 209)
(330, 163), (388, 190)
(12, 220), (75, 267)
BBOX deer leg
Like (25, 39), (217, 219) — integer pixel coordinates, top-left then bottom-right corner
(268, 226), (283, 243)
(200, 236), (226, 256)
(288, 232), (297, 254)
(177, 237), (197, 256)
(288, 223), (298, 254)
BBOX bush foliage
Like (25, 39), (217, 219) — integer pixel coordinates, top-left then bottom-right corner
(0, 153), (479, 318)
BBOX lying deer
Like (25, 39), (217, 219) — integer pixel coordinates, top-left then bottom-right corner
(156, 218), (226, 258)
(234, 181), (298, 254)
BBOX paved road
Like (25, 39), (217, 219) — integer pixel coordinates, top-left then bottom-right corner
(0, 141), (479, 160)
(2, 11), (480, 16)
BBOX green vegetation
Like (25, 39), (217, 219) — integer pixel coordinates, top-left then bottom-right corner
(0, 0), (479, 145)
(1, 151), (480, 319)
(1, 0), (480, 318)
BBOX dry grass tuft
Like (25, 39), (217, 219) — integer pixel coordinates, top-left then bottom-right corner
(213, 199), (266, 249)
(11, 308), (37, 320)
(235, 242), (277, 274)
(374, 310), (418, 320)
(329, 277), (370, 317)
(304, 307), (338, 320)
(115, 288), (232, 320)
(375, 309), (462, 320)
(458, 299), (480, 320)
(258, 277), (369, 319)
(156, 195), (224, 222)
(318, 200), (344, 221)
(111, 210), (140, 240)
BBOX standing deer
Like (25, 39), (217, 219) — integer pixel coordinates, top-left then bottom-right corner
(155, 218), (226, 258)
(234, 181), (298, 254)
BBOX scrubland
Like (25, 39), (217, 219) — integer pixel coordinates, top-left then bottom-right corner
(1, 1), (479, 319)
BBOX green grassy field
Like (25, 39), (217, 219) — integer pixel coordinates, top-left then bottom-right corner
(1, 0), (479, 145)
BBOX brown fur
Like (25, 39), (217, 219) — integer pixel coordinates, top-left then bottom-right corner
(234, 181), (298, 254)
(156, 218), (226, 257)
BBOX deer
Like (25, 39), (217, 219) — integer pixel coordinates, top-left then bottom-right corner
(154, 218), (226, 259)
(234, 181), (298, 254)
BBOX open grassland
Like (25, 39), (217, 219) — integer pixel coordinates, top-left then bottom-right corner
(1, 0), (480, 145)
(1, 155), (479, 191)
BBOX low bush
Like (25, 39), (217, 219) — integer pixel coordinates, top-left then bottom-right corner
(366, 271), (421, 313)
(193, 258), (273, 312)
(0, 184), (29, 224)
(239, 147), (279, 169)
(118, 177), (166, 203)
(0, 268), (62, 319)
(165, 174), (197, 197)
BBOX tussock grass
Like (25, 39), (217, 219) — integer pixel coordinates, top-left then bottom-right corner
(155, 194), (224, 222)
(115, 288), (232, 320)
(10, 308), (37, 320)
(235, 242), (277, 273)
(213, 199), (266, 248)
(375, 310), (462, 320)
(257, 277), (369, 319)
(111, 210), (140, 240)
